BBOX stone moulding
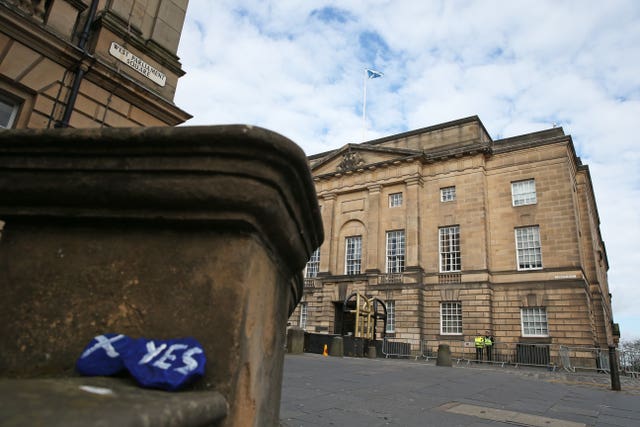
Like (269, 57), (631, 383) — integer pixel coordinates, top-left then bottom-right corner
(0, 125), (324, 314)
(0, 124), (324, 426)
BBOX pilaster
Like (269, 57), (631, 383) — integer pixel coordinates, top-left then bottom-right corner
(365, 184), (382, 272)
(321, 193), (337, 274)
(404, 176), (423, 267)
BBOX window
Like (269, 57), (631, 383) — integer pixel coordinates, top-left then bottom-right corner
(440, 301), (462, 335)
(385, 300), (395, 333)
(0, 96), (19, 129)
(385, 230), (405, 273)
(515, 226), (542, 270)
(305, 248), (320, 278)
(345, 236), (362, 275)
(511, 179), (537, 206)
(389, 192), (403, 207)
(299, 302), (308, 330)
(521, 307), (548, 336)
(439, 226), (461, 272)
(440, 186), (456, 202)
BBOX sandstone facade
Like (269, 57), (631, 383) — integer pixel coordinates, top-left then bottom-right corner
(291, 116), (618, 352)
(0, 0), (191, 128)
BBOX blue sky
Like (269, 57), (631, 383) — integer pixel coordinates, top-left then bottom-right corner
(175, 0), (640, 341)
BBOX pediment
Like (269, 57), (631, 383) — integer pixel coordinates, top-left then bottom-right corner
(311, 145), (420, 176)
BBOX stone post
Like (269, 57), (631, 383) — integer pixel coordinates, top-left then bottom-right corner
(609, 346), (621, 391)
(287, 328), (305, 354)
(0, 125), (324, 427)
(329, 336), (344, 357)
(436, 344), (452, 367)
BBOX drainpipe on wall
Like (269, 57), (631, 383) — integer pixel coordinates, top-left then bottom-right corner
(55, 0), (99, 128)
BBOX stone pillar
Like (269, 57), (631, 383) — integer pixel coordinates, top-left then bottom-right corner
(287, 328), (305, 354)
(436, 344), (452, 367)
(367, 345), (377, 359)
(329, 336), (344, 357)
(320, 193), (336, 274)
(404, 176), (423, 267)
(609, 346), (621, 391)
(0, 125), (324, 427)
(365, 184), (381, 272)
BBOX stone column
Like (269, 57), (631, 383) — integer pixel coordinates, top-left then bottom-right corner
(320, 193), (336, 274)
(404, 176), (423, 268)
(365, 184), (381, 272)
(0, 125), (323, 427)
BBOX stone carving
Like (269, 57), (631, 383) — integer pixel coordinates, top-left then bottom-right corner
(14, 0), (46, 18)
(337, 151), (364, 172)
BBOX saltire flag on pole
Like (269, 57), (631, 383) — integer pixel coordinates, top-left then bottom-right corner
(362, 68), (384, 141)
(366, 69), (384, 79)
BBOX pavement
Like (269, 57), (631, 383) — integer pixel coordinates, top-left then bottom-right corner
(280, 354), (640, 426)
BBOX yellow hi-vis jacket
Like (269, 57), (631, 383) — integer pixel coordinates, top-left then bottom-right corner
(484, 337), (493, 346)
(475, 336), (485, 348)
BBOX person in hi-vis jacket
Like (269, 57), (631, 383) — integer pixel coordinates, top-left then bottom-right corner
(484, 331), (494, 362)
(474, 335), (485, 362)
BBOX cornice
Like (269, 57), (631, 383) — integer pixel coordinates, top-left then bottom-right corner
(308, 115), (489, 162)
(420, 140), (492, 163)
(404, 175), (424, 187)
(492, 133), (571, 155)
(367, 184), (382, 193)
(0, 125), (324, 314)
(0, 3), (191, 124)
(66, 0), (88, 12)
(313, 154), (421, 181)
(0, 3), (81, 68)
(87, 55), (192, 124)
(310, 143), (421, 172)
(95, 11), (185, 76)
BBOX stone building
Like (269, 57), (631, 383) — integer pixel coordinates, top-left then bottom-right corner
(0, 0), (190, 129)
(291, 116), (619, 356)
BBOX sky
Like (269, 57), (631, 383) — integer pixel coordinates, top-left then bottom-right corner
(175, 1), (640, 341)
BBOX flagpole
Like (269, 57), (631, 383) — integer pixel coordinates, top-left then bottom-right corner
(362, 69), (368, 142)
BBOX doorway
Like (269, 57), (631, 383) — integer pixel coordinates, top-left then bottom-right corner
(333, 301), (355, 335)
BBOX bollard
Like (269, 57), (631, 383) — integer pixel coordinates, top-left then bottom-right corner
(329, 336), (344, 357)
(609, 346), (621, 391)
(367, 345), (377, 359)
(436, 344), (452, 367)
(0, 125), (324, 427)
(287, 328), (305, 354)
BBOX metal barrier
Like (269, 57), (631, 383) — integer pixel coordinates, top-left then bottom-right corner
(415, 341), (561, 369)
(416, 340), (471, 364)
(382, 338), (417, 358)
(514, 343), (559, 369)
(559, 346), (609, 373)
(619, 348), (640, 378)
(461, 342), (557, 369)
(417, 340), (437, 361)
(481, 343), (513, 367)
(384, 339), (639, 382)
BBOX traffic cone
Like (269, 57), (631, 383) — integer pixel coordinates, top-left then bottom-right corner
(322, 344), (328, 357)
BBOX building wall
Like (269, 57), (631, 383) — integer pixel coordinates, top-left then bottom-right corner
(292, 116), (618, 351)
(0, 0), (191, 129)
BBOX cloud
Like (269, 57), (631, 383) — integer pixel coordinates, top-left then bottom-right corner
(175, 0), (640, 339)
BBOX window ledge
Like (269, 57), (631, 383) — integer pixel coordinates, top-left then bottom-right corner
(0, 376), (227, 427)
(437, 334), (464, 340)
(519, 336), (551, 344)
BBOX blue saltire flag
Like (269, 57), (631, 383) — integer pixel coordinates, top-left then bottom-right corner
(76, 333), (131, 376)
(122, 337), (206, 391)
(77, 334), (206, 391)
(366, 69), (384, 79)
